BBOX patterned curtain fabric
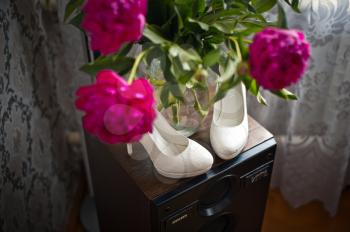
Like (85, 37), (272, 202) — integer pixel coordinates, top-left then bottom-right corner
(0, 0), (89, 231)
(248, 0), (350, 216)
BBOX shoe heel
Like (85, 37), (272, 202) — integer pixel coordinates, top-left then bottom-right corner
(127, 143), (133, 156)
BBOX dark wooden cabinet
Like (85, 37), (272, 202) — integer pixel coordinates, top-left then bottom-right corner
(85, 116), (276, 232)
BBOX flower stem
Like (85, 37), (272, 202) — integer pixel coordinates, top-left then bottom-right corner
(171, 101), (180, 125)
(191, 89), (209, 117)
(176, 101), (181, 124)
(230, 37), (242, 61)
(128, 49), (148, 84)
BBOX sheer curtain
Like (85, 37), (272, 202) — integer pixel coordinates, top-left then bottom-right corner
(248, 0), (350, 216)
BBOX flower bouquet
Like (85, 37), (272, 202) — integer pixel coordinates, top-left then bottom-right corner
(66, 0), (310, 177)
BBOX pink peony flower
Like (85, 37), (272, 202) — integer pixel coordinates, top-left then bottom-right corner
(75, 70), (156, 144)
(249, 27), (310, 90)
(81, 0), (147, 55)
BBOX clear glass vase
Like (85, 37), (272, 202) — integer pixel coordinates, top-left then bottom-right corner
(161, 88), (210, 137)
(143, 53), (215, 137)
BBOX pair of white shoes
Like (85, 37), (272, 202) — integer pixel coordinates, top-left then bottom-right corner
(129, 83), (248, 179)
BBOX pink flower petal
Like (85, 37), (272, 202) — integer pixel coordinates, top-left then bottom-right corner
(103, 104), (143, 136)
(81, 0), (147, 55)
(75, 70), (156, 144)
(249, 27), (311, 90)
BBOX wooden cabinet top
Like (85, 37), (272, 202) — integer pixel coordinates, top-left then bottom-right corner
(86, 116), (273, 201)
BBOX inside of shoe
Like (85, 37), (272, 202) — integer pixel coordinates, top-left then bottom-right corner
(213, 84), (244, 127)
(149, 127), (187, 156)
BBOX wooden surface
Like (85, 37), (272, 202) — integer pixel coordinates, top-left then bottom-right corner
(105, 116), (273, 200)
(262, 188), (350, 232)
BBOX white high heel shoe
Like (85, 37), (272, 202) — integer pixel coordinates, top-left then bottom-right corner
(128, 111), (213, 179)
(210, 82), (248, 160)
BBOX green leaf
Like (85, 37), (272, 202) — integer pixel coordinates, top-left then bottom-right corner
(159, 84), (178, 109)
(276, 3), (288, 28)
(174, 0), (192, 6)
(239, 20), (268, 28)
(213, 76), (242, 102)
(117, 43), (133, 57)
(174, 0), (193, 23)
(257, 91), (267, 106)
(203, 49), (221, 67)
(143, 25), (169, 44)
(232, 0), (256, 13)
(272, 88), (298, 100)
(187, 18), (209, 31)
(239, 74), (267, 105)
(160, 84), (171, 108)
(210, 0), (226, 11)
(201, 9), (243, 23)
(219, 58), (237, 82)
(240, 13), (267, 23)
(238, 26), (263, 36)
(168, 83), (185, 101)
(249, 79), (258, 95)
(241, 75), (259, 95)
(64, 0), (84, 22)
(284, 0), (301, 13)
(163, 58), (185, 101)
(252, 0), (277, 13)
(80, 56), (134, 76)
(211, 20), (238, 34)
(144, 46), (164, 65)
(174, 6), (185, 30)
(186, 77), (207, 90)
(291, 0), (301, 13)
(168, 45), (201, 63)
(204, 34), (225, 44)
(170, 57), (194, 84)
(68, 12), (83, 30)
(193, 0), (206, 16)
(237, 35), (249, 59)
(171, 103), (180, 125)
(150, 79), (166, 87)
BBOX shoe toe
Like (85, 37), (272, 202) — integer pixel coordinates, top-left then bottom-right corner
(210, 125), (248, 160)
(188, 140), (214, 172)
(152, 140), (213, 178)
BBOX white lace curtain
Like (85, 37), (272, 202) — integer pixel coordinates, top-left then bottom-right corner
(248, 0), (350, 216)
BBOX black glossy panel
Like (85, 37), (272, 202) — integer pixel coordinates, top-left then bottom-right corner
(198, 214), (232, 232)
(198, 175), (236, 217)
